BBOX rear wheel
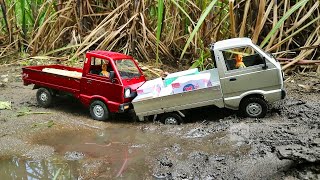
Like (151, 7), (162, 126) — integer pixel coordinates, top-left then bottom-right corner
(240, 97), (268, 118)
(36, 88), (52, 108)
(160, 113), (183, 125)
(89, 100), (109, 121)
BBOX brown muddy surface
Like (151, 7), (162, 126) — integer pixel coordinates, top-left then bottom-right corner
(0, 64), (320, 179)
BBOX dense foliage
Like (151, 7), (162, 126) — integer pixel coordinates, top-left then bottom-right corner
(0, 0), (319, 69)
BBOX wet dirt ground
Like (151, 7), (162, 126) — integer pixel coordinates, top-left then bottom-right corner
(0, 64), (319, 179)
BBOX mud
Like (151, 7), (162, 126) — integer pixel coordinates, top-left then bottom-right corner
(0, 64), (320, 179)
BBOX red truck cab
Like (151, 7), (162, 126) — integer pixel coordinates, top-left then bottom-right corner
(22, 51), (146, 121)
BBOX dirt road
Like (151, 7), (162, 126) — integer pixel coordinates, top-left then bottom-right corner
(0, 64), (319, 179)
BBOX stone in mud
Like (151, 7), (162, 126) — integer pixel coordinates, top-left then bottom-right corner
(184, 127), (210, 138)
(158, 156), (173, 168)
(276, 145), (320, 163)
(64, 151), (85, 161)
(2, 78), (8, 83)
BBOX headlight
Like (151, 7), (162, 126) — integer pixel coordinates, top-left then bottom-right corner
(124, 88), (131, 98)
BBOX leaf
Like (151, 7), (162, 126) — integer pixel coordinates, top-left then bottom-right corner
(170, 0), (195, 26)
(30, 55), (51, 60)
(260, 0), (309, 48)
(0, 101), (11, 110)
(156, 0), (164, 65)
(31, 120), (55, 128)
(179, 0), (218, 60)
(53, 168), (61, 180)
(17, 110), (52, 117)
(47, 120), (54, 128)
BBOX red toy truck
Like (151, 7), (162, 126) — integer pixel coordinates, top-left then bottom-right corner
(22, 51), (146, 120)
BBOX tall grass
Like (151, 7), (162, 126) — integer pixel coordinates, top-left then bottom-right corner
(0, 0), (319, 70)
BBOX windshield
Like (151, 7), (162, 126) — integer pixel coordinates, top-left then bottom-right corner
(255, 45), (278, 61)
(114, 59), (141, 79)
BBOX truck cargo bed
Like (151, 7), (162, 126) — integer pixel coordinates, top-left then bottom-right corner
(22, 65), (82, 95)
(132, 69), (223, 117)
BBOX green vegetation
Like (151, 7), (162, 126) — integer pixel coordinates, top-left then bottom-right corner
(0, 0), (319, 69)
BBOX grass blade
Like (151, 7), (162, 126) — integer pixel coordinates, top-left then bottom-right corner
(267, 16), (320, 52)
(21, 0), (26, 38)
(239, 0), (251, 37)
(53, 168), (61, 180)
(156, 0), (164, 65)
(0, 0), (10, 36)
(260, 0), (309, 48)
(251, 0), (266, 44)
(229, 0), (236, 37)
(180, 0), (218, 60)
(170, 0), (195, 26)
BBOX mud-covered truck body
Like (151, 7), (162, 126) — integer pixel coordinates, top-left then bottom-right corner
(132, 38), (286, 124)
(22, 51), (146, 120)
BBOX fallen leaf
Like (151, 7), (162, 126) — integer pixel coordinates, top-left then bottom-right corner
(0, 101), (11, 110)
(298, 84), (311, 91)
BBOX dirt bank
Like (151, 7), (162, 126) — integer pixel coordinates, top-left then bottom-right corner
(0, 64), (319, 179)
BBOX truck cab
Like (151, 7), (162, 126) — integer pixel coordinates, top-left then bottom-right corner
(211, 38), (285, 114)
(79, 51), (146, 120)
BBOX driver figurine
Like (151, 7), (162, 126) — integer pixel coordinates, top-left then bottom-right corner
(100, 61), (110, 78)
(235, 54), (246, 69)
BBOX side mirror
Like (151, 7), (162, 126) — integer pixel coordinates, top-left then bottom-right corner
(262, 56), (268, 70)
(109, 71), (115, 83)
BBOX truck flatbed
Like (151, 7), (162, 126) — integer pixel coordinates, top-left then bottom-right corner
(22, 65), (82, 95)
(132, 69), (224, 118)
(42, 68), (82, 79)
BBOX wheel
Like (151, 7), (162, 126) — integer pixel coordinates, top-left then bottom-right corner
(89, 100), (109, 121)
(160, 113), (183, 125)
(36, 88), (53, 108)
(240, 97), (268, 118)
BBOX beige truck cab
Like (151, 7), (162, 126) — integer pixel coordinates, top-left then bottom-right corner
(212, 38), (285, 114)
(132, 38), (286, 124)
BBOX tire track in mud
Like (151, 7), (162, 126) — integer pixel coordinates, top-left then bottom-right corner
(151, 97), (320, 179)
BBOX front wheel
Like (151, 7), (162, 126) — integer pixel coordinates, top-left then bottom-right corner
(89, 100), (109, 121)
(240, 97), (268, 118)
(160, 113), (183, 125)
(36, 88), (52, 108)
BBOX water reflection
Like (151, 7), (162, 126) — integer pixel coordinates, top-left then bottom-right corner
(0, 157), (78, 179)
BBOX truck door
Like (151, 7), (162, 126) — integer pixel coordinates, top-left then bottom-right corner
(81, 57), (123, 111)
(217, 46), (281, 109)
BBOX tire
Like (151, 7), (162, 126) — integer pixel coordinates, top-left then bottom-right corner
(89, 100), (109, 121)
(36, 88), (53, 108)
(240, 97), (268, 118)
(160, 113), (183, 125)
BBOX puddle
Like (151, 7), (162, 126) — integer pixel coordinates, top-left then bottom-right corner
(0, 157), (79, 179)
(22, 124), (251, 178)
(0, 123), (255, 179)
(29, 127), (152, 178)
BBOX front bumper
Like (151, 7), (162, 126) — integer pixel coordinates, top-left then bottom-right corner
(119, 102), (133, 112)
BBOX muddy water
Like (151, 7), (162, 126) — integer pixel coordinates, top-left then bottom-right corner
(0, 157), (79, 179)
(0, 122), (251, 179)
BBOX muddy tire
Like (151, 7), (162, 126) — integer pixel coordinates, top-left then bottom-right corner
(241, 97), (268, 118)
(160, 113), (183, 125)
(89, 100), (109, 121)
(36, 88), (53, 108)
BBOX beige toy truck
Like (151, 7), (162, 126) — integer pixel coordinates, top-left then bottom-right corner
(132, 38), (286, 124)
